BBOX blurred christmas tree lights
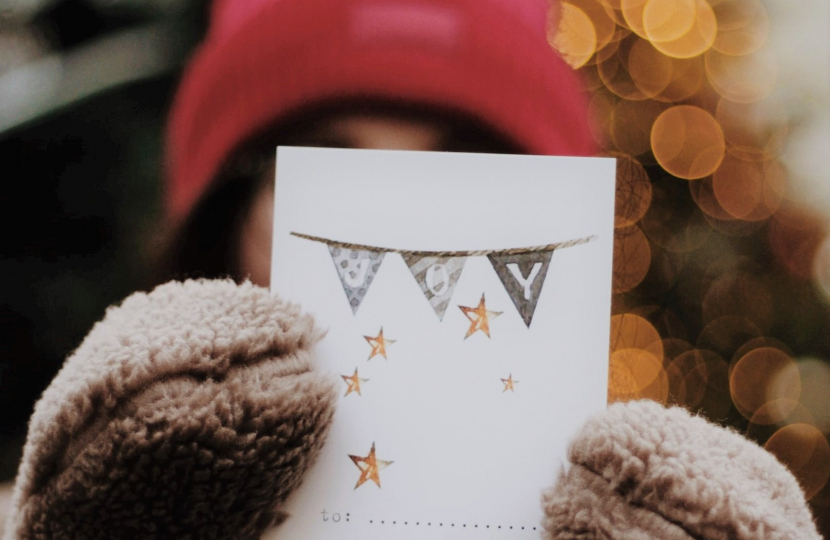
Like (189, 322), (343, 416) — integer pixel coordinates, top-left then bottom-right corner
(550, 0), (830, 523)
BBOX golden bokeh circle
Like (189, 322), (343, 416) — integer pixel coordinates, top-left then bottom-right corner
(731, 347), (801, 421)
(711, 0), (769, 56)
(609, 313), (663, 359)
(613, 153), (652, 227)
(643, 0), (696, 44)
(749, 399), (811, 427)
(608, 348), (668, 403)
(627, 38), (674, 98)
(705, 46), (777, 103)
(598, 35), (650, 100)
(571, 0), (619, 52)
(731, 336), (794, 376)
(613, 225), (652, 293)
(588, 90), (616, 148)
(764, 424), (830, 500)
(649, 0), (717, 59)
(651, 105), (725, 180)
(657, 56), (705, 102)
(550, 2), (598, 69)
(716, 98), (789, 162)
(620, 0), (649, 39)
(746, 400), (815, 442)
(711, 155), (785, 221)
(666, 349), (727, 413)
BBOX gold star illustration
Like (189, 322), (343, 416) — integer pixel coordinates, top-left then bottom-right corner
(364, 327), (396, 360)
(349, 442), (393, 489)
(459, 294), (503, 339)
(341, 367), (369, 397)
(501, 374), (519, 393)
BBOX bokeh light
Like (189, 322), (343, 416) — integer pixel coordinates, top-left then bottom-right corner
(613, 152), (652, 227)
(705, 46), (777, 103)
(642, 0), (697, 44)
(548, 0), (830, 524)
(716, 98), (788, 162)
(711, 0), (769, 56)
(764, 424), (830, 500)
(609, 312), (663, 355)
(712, 154), (785, 221)
(613, 225), (651, 292)
(731, 346), (800, 422)
(550, 2), (598, 69)
(651, 105), (725, 180)
(649, 0), (717, 59)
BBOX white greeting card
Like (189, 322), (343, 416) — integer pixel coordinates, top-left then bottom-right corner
(268, 146), (616, 540)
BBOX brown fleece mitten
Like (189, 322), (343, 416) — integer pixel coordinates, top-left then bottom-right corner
(3, 279), (337, 540)
(542, 400), (821, 540)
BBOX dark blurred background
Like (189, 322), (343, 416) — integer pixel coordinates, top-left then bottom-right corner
(1, 0), (829, 535)
(0, 0), (206, 480)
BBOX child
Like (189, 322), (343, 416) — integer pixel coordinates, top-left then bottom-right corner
(158, 0), (594, 286)
(2, 0), (821, 538)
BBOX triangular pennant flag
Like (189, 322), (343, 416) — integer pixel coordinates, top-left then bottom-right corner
(329, 246), (385, 314)
(487, 250), (555, 327)
(402, 254), (466, 320)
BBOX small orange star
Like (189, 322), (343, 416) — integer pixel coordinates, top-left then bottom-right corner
(459, 294), (503, 339)
(349, 442), (393, 489)
(501, 374), (519, 393)
(364, 327), (396, 360)
(341, 367), (369, 397)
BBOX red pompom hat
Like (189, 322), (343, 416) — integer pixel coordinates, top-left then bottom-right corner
(166, 0), (595, 221)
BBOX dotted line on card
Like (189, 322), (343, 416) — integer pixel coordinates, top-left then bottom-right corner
(368, 519), (536, 531)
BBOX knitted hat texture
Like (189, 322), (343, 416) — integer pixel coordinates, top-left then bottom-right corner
(166, 0), (595, 220)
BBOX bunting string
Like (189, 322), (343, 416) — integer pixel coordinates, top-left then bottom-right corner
(289, 232), (597, 256)
(291, 231), (597, 325)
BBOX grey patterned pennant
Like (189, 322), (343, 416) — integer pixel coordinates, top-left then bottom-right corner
(487, 250), (554, 327)
(402, 255), (466, 320)
(329, 246), (385, 314)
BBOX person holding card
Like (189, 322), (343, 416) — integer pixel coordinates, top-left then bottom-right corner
(1, 0), (822, 539)
(158, 0), (596, 286)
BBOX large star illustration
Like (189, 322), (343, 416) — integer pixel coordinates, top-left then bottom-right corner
(364, 327), (396, 360)
(459, 293), (503, 339)
(341, 367), (369, 397)
(349, 443), (393, 489)
(501, 374), (519, 393)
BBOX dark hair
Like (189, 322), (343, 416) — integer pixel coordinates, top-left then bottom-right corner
(155, 99), (524, 285)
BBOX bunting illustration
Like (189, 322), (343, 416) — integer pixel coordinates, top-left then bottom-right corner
(403, 254), (466, 320)
(329, 246), (384, 314)
(488, 250), (554, 327)
(293, 232), (595, 326)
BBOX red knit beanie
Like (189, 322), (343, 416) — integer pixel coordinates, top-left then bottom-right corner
(166, 0), (595, 221)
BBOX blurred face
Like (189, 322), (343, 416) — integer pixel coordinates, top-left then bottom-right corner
(237, 113), (452, 287)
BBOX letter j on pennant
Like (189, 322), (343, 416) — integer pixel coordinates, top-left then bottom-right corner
(488, 250), (555, 327)
(329, 246), (385, 314)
